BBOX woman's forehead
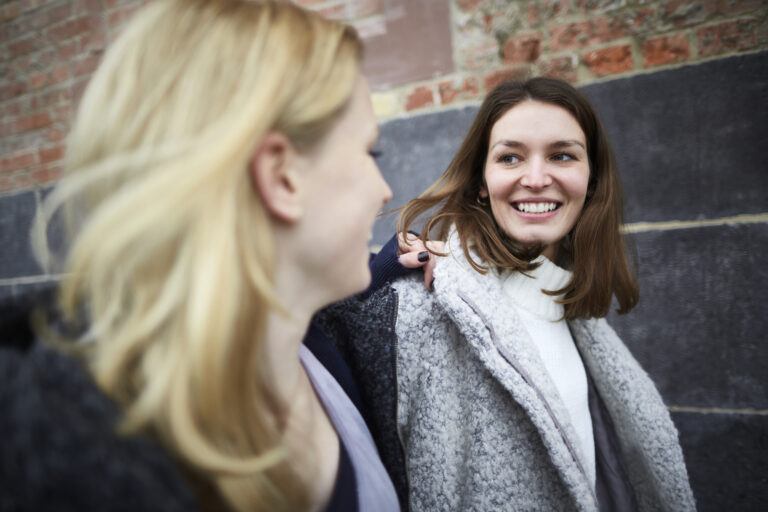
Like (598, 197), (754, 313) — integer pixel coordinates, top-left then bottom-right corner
(490, 101), (585, 144)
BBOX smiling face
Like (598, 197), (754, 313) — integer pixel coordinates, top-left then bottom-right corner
(481, 100), (590, 260)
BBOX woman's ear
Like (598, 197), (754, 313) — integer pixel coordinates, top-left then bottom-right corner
(249, 132), (303, 223)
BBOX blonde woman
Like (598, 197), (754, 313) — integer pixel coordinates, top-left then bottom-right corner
(0, 1), (401, 511)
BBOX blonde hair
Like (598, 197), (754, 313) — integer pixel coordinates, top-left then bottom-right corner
(34, 0), (361, 510)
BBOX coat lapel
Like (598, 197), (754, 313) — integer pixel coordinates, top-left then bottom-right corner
(570, 319), (696, 510)
(432, 234), (597, 509)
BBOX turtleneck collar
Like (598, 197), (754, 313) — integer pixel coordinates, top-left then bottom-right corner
(501, 256), (572, 321)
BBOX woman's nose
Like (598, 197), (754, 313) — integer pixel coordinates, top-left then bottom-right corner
(381, 174), (393, 205)
(520, 157), (552, 189)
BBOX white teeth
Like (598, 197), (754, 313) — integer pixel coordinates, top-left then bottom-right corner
(515, 202), (558, 213)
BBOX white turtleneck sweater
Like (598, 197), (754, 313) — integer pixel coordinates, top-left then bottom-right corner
(501, 256), (596, 489)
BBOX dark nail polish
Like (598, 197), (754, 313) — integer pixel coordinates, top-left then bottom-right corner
(417, 251), (430, 263)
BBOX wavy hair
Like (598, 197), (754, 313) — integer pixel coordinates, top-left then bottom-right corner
(399, 77), (638, 319)
(34, 0), (361, 510)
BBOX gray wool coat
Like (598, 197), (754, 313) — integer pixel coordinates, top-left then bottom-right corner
(320, 235), (695, 512)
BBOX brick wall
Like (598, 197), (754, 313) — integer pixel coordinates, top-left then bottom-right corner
(3, 0), (767, 194)
(372, 0), (768, 117)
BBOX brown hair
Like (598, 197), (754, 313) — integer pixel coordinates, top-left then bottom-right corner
(399, 77), (638, 319)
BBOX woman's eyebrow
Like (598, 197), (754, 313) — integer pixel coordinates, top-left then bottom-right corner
(550, 140), (586, 150)
(490, 139), (526, 150)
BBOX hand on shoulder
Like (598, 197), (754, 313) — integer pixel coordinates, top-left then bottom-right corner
(396, 233), (445, 291)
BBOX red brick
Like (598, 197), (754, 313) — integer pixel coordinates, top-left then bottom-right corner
(71, 77), (90, 106)
(1, 99), (23, 117)
(0, 81), (25, 101)
(47, 15), (97, 41)
(79, 29), (108, 53)
(28, 71), (48, 90)
(438, 77), (480, 105)
(539, 55), (578, 82)
(46, 127), (66, 142)
(642, 33), (690, 67)
(549, 16), (626, 51)
(39, 145), (64, 164)
(29, 88), (71, 111)
(24, 2), (68, 30)
(44, 87), (72, 106)
(0, 151), (37, 173)
(73, 0), (103, 15)
(57, 41), (79, 61)
(583, 44), (634, 76)
(457, 39), (501, 71)
(73, 53), (101, 77)
(50, 65), (70, 85)
(52, 105), (73, 123)
(715, 0), (765, 16)
(457, 0), (483, 12)
(7, 36), (38, 59)
(0, 1), (22, 23)
(527, 3), (541, 26)
(31, 164), (63, 185)
(484, 67), (530, 92)
(0, 122), (13, 139)
(107, 7), (133, 28)
(502, 33), (542, 64)
(405, 86), (434, 111)
(15, 112), (52, 132)
(697, 19), (759, 57)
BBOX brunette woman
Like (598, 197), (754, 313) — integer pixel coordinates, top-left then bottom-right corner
(321, 77), (696, 511)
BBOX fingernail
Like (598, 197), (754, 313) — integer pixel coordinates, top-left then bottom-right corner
(417, 251), (430, 263)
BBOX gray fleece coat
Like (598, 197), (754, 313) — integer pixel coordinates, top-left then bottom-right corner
(321, 235), (695, 512)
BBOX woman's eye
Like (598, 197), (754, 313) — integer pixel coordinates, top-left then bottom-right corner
(497, 153), (520, 165)
(368, 148), (383, 160)
(551, 152), (576, 162)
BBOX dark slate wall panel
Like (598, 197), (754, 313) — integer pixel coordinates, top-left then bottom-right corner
(0, 279), (58, 302)
(582, 51), (768, 224)
(608, 223), (768, 409)
(373, 106), (477, 244)
(373, 51), (768, 243)
(0, 190), (42, 279)
(673, 412), (768, 512)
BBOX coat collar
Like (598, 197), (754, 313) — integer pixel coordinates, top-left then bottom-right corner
(431, 231), (597, 508)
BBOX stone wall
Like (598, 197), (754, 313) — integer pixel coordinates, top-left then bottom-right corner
(2, 1), (767, 509)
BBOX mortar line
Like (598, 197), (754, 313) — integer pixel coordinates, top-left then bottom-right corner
(622, 212), (768, 234)
(0, 274), (63, 287)
(668, 405), (768, 416)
